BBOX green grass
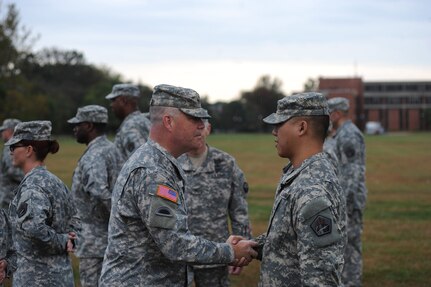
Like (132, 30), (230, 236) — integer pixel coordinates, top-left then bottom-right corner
(3, 132), (431, 286)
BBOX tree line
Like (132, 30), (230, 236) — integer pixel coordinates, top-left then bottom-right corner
(1, 3), (310, 134)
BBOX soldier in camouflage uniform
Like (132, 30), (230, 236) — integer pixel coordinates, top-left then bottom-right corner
(0, 119), (24, 209)
(0, 209), (16, 286)
(6, 121), (81, 287)
(106, 83), (151, 161)
(68, 105), (123, 286)
(325, 97), (367, 287)
(255, 93), (347, 286)
(100, 84), (258, 287)
(178, 121), (251, 287)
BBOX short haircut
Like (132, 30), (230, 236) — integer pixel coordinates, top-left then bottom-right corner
(149, 106), (181, 124)
(293, 115), (330, 142)
(92, 122), (107, 134)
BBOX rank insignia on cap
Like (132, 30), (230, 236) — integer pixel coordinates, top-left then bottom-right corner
(156, 185), (178, 203)
(310, 215), (332, 237)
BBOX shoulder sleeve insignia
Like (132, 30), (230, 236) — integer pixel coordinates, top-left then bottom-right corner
(310, 215), (332, 237)
(18, 202), (28, 218)
(156, 185), (178, 203)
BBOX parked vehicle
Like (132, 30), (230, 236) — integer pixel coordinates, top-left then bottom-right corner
(365, 121), (385, 135)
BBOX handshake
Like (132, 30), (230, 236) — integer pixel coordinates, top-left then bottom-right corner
(226, 235), (258, 268)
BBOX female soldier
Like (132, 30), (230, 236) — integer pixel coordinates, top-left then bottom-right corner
(6, 121), (80, 287)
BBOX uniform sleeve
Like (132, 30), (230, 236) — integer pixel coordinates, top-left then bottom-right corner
(122, 128), (148, 159)
(1, 210), (16, 276)
(127, 169), (235, 265)
(228, 163), (252, 238)
(83, 157), (113, 212)
(295, 195), (344, 286)
(16, 186), (68, 254)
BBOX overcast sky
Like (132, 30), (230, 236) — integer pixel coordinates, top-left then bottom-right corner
(7, 0), (431, 102)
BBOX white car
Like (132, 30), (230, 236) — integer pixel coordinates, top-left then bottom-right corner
(365, 121), (385, 135)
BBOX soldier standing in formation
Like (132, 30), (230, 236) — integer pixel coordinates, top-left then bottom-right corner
(325, 97), (367, 287)
(255, 93), (347, 286)
(99, 84), (257, 287)
(178, 121), (252, 287)
(6, 121), (80, 287)
(0, 208), (16, 286)
(0, 119), (24, 210)
(68, 105), (123, 286)
(106, 83), (151, 161)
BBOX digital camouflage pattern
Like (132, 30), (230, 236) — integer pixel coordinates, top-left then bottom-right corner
(178, 146), (251, 286)
(5, 120), (54, 146)
(71, 135), (122, 286)
(67, 105), (108, 124)
(263, 92), (329, 125)
(325, 120), (367, 287)
(79, 257), (104, 287)
(257, 153), (346, 286)
(9, 166), (80, 287)
(327, 97), (350, 113)
(99, 140), (234, 287)
(105, 83), (140, 100)
(191, 266), (229, 287)
(0, 209), (16, 284)
(150, 84), (211, 119)
(0, 145), (24, 209)
(114, 110), (151, 161)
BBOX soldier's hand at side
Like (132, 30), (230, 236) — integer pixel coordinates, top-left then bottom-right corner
(0, 270), (5, 284)
(228, 265), (243, 275)
(66, 232), (77, 252)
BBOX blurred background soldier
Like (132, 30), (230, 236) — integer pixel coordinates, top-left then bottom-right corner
(178, 120), (251, 287)
(0, 208), (16, 286)
(0, 119), (24, 210)
(68, 105), (122, 287)
(106, 83), (151, 161)
(256, 93), (346, 286)
(325, 97), (367, 287)
(7, 121), (80, 287)
(99, 84), (257, 287)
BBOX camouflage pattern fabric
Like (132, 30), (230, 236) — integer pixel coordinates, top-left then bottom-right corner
(257, 152), (346, 286)
(9, 166), (80, 287)
(192, 266), (229, 287)
(99, 140), (234, 287)
(114, 111), (151, 161)
(178, 145), (251, 272)
(71, 135), (122, 285)
(326, 120), (367, 287)
(0, 209), (16, 284)
(79, 257), (104, 287)
(0, 146), (24, 209)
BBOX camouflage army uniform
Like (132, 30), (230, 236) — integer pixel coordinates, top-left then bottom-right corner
(114, 111), (151, 161)
(0, 145), (24, 209)
(178, 146), (251, 287)
(71, 135), (122, 286)
(328, 120), (367, 286)
(0, 209), (16, 286)
(256, 153), (346, 286)
(99, 140), (234, 287)
(9, 166), (80, 287)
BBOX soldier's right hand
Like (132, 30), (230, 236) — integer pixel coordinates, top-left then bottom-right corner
(229, 239), (258, 266)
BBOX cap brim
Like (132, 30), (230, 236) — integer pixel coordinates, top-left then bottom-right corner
(262, 113), (292, 125)
(5, 137), (21, 146)
(180, 108), (211, 119)
(67, 117), (81, 124)
(105, 93), (117, 100)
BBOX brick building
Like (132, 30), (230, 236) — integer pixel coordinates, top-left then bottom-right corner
(318, 78), (431, 131)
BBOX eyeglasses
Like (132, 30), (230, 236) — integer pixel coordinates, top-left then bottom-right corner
(9, 144), (27, 152)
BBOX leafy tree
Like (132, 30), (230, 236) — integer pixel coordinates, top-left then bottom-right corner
(303, 77), (319, 92)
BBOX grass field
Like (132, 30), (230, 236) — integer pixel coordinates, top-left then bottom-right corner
(4, 132), (431, 286)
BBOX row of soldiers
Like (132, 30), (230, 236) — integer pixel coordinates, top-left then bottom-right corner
(0, 83), (366, 287)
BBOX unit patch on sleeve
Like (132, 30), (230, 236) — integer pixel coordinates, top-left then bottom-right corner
(156, 185), (178, 203)
(310, 215), (332, 237)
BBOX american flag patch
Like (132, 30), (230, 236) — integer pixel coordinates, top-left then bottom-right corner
(156, 185), (178, 203)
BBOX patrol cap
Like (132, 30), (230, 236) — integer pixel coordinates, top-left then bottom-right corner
(6, 120), (54, 146)
(67, 105), (108, 124)
(0, 118), (21, 132)
(263, 92), (329, 125)
(150, 84), (211, 119)
(327, 97), (350, 112)
(105, 83), (140, 100)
